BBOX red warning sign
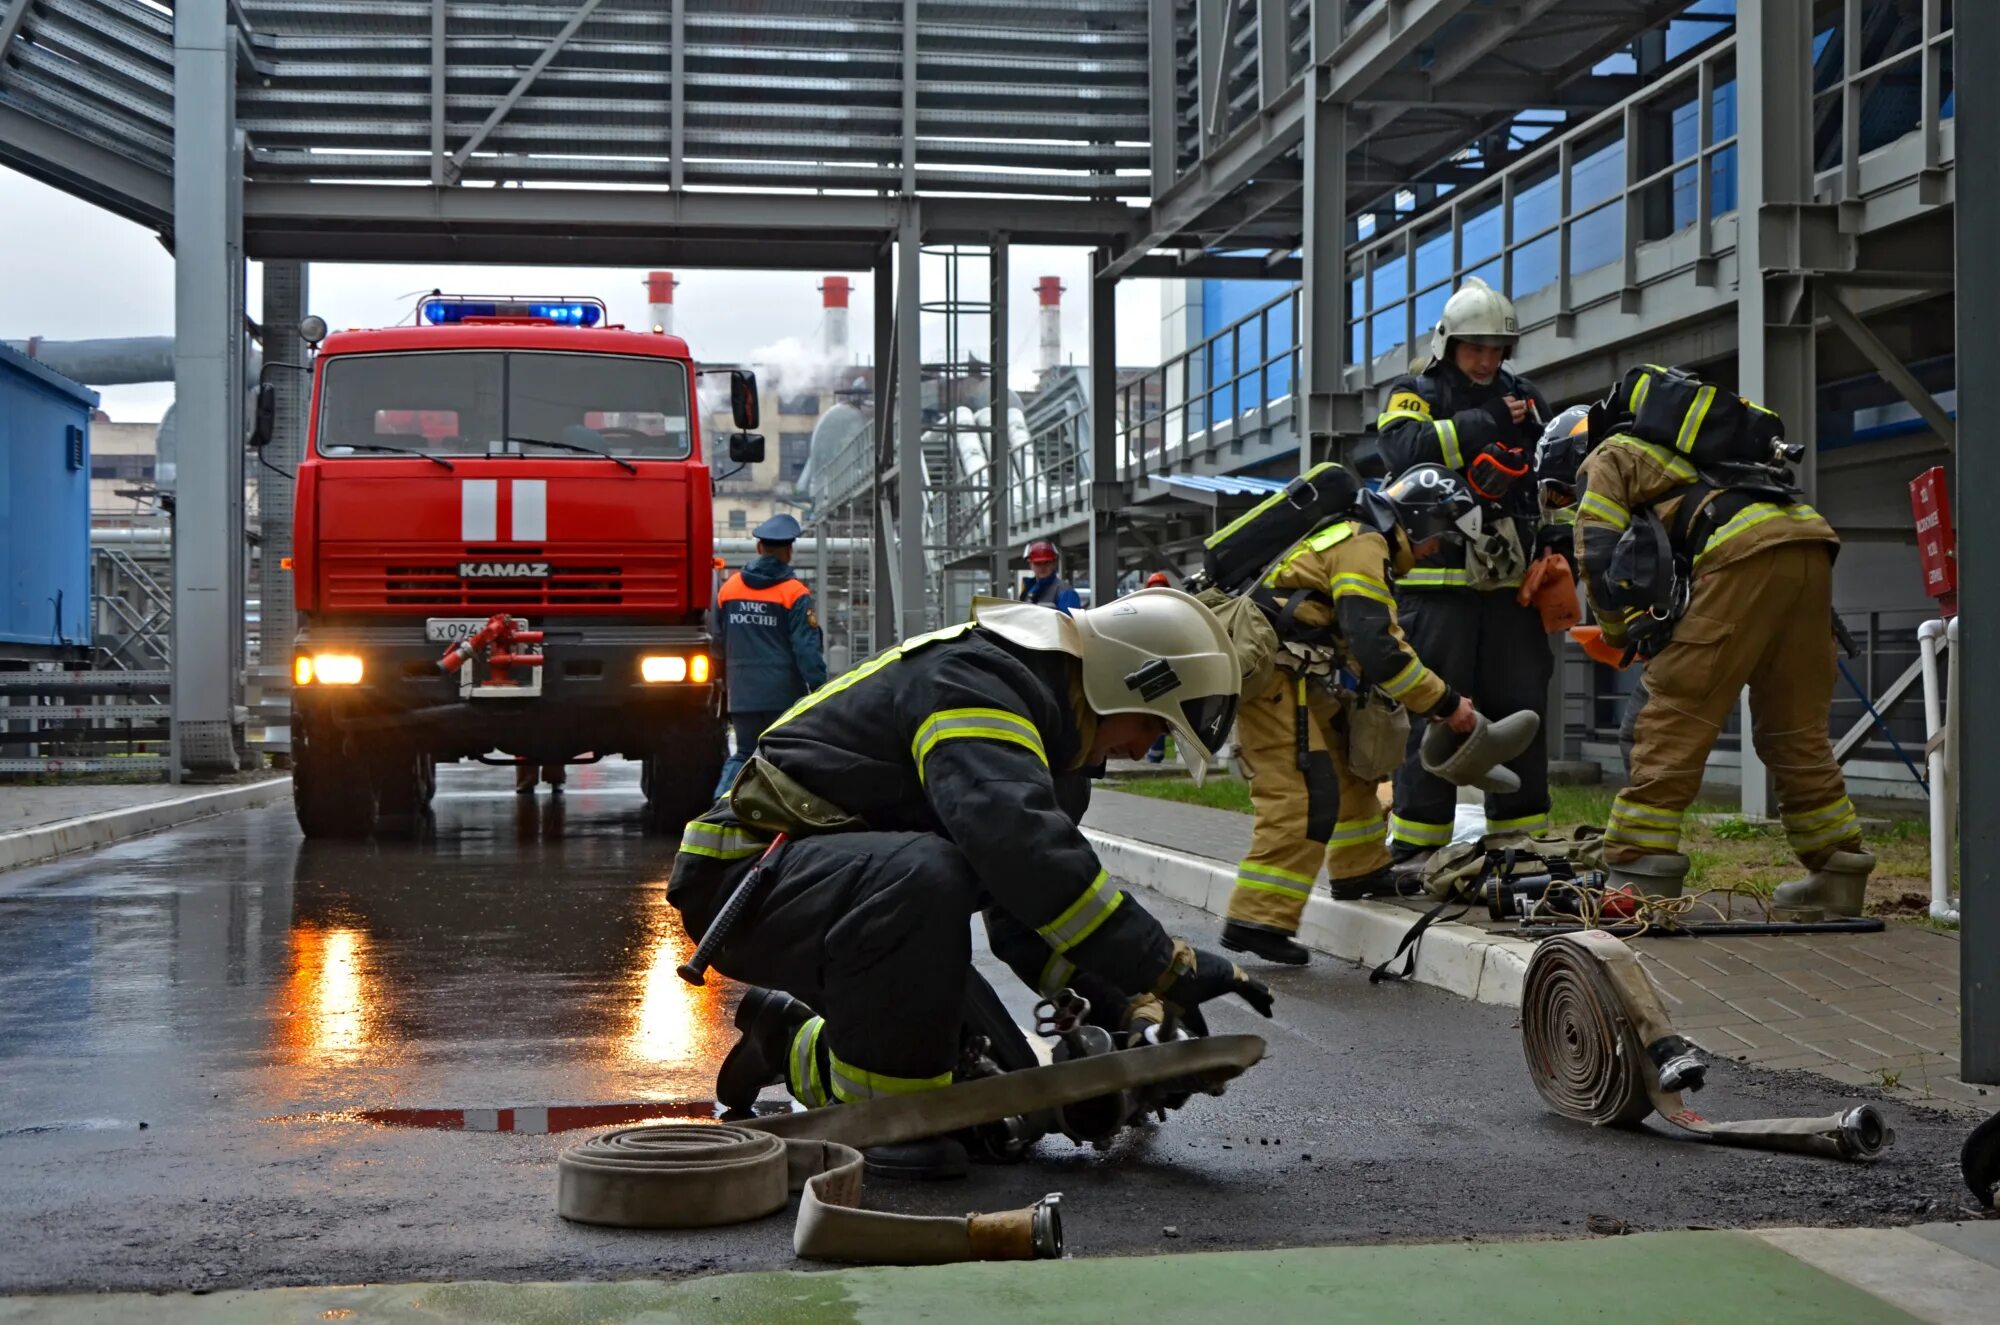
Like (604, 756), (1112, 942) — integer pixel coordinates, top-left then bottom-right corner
(1909, 466), (1956, 614)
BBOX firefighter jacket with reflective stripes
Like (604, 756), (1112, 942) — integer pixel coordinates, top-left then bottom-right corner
(1261, 523), (1455, 717)
(717, 556), (828, 713)
(1574, 432), (1839, 647)
(712, 623), (1174, 996)
(1376, 361), (1551, 590)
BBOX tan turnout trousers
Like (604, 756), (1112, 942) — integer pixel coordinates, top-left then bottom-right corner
(1225, 668), (1391, 936)
(1606, 542), (1861, 867)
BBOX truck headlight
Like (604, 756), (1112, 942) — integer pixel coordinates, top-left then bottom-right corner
(296, 653), (365, 686)
(641, 655), (689, 683)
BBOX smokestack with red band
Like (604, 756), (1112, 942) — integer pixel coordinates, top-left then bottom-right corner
(820, 276), (852, 365)
(646, 271), (678, 334)
(1037, 276), (1065, 373)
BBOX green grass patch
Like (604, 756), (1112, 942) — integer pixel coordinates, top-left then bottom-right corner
(1711, 816), (1772, 841)
(1109, 774), (1254, 815)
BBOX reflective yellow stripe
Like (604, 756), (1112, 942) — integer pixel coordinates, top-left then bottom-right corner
(1328, 571), (1395, 606)
(1397, 567), (1472, 589)
(910, 706), (1048, 784)
(1692, 502), (1823, 566)
(1605, 823), (1682, 851)
(1629, 372), (1653, 414)
(1264, 522), (1356, 586)
(679, 821), (768, 860)
(1378, 408), (1430, 428)
(1378, 656), (1430, 700)
(1389, 815), (1452, 847)
(1436, 419), (1463, 470)
(1234, 863), (1314, 900)
(1038, 950), (1077, 997)
(828, 1052), (952, 1103)
(1577, 489), (1630, 530)
(1487, 812), (1551, 834)
(1328, 814), (1386, 848)
(788, 1017), (830, 1108)
(1782, 798), (1855, 831)
(1674, 384), (1718, 455)
(1610, 799), (1685, 828)
(765, 621), (976, 733)
(1038, 869), (1124, 954)
(1604, 434), (1697, 481)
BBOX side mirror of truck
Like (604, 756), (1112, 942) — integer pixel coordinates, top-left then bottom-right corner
(248, 381), (278, 450)
(730, 370), (761, 430)
(728, 432), (766, 465)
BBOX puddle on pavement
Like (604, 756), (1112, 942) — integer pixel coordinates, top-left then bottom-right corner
(263, 1098), (796, 1134)
(0, 1118), (147, 1139)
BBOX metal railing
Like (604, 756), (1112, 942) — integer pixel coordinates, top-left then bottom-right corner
(1821, 0), (1955, 202)
(1347, 36), (1743, 376)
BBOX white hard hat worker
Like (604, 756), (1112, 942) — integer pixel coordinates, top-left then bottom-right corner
(975, 587), (1241, 784)
(1425, 277), (1520, 378)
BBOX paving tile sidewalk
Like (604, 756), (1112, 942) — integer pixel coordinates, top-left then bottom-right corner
(1083, 786), (1988, 1112)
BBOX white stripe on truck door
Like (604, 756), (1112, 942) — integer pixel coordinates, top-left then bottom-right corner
(511, 479), (547, 540)
(462, 479), (498, 541)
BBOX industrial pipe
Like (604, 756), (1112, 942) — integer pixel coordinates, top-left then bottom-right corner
(1919, 617), (1960, 923)
(4, 337), (261, 386)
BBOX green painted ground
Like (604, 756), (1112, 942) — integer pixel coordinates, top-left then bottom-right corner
(0, 1231), (1922, 1324)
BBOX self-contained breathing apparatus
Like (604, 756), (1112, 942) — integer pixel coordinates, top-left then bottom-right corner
(1580, 365), (1809, 665)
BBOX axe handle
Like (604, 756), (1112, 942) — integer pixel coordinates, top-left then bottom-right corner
(677, 832), (788, 986)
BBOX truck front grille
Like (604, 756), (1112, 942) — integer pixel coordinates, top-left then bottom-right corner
(322, 548), (687, 611)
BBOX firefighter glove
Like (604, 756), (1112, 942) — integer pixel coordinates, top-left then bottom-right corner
(1467, 441), (1530, 502)
(1158, 939), (1275, 1021)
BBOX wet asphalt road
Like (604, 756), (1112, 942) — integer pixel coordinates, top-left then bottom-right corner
(0, 763), (1976, 1294)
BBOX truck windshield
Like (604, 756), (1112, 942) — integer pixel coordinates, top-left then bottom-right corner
(315, 351), (693, 461)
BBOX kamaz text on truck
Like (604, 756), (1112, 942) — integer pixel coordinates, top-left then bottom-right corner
(265, 293), (766, 838)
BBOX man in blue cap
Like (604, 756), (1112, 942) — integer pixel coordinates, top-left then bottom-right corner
(713, 513), (828, 796)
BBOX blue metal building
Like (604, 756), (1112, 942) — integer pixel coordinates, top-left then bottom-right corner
(0, 341), (95, 661)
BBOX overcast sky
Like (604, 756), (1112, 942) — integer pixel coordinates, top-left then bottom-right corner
(0, 167), (1166, 424)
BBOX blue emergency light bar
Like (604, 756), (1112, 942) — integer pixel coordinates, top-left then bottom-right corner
(420, 296), (606, 327)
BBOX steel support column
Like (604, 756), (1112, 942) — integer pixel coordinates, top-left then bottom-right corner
(1088, 251), (1118, 603)
(989, 234), (1011, 594)
(1955, 0), (1998, 1084)
(871, 253), (896, 649)
(896, 206), (927, 640)
(1300, 62), (1351, 469)
(429, 0), (446, 186)
(258, 261), (307, 755)
(1732, 0), (1816, 820)
(172, 0), (245, 779)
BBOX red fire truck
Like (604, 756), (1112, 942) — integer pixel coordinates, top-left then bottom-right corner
(268, 294), (763, 838)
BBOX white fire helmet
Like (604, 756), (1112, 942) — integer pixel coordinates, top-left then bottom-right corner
(1072, 588), (1240, 784)
(1427, 277), (1520, 369)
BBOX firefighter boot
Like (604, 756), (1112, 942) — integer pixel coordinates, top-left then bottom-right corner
(1606, 852), (1691, 900)
(715, 987), (815, 1115)
(1771, 850), (1875, 921)
(863, 1136), (971, 1182)
(1221, 920), (1311, 966)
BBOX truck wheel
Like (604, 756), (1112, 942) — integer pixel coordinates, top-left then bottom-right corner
(643, 730), (725, 834)
(374, 751), (435, 836)
(293, 722), (378, 839)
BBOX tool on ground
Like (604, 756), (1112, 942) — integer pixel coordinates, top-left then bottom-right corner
(555, 1032), (1266, 1261)
(677, 832), (789, 986)
(1963, 1110), (2000, 1209)
(1522, 931), (1893, 1161)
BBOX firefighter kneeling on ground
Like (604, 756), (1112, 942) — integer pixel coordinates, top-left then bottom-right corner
(1572, 368), (1873, 914)
(1219, 466), (1481, 966)
(668, 589), (1274, 1179)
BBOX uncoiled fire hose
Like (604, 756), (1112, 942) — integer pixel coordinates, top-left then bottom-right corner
(556, 1032), (1266, 1262)
(1521, 931), (1893, 1161)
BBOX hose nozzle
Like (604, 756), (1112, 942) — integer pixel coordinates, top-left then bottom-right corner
(965, 1193), (1065, 1260)
(1836, 1105), (1894, 1161)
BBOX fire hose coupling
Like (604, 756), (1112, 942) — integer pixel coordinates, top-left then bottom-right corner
(438, 612), (545, 679)
(966, 1193), (1065, 1261)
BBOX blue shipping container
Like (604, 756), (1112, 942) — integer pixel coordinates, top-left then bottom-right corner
(0, 341), (95, 651)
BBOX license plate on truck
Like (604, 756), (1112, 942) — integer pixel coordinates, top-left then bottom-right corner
(425, 616), (528, 644)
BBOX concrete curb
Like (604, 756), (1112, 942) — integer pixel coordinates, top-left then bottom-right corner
(1083, 828), (1536, 1007)
(0, 777), (293, 874)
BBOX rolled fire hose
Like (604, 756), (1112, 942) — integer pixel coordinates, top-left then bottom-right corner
(1521, 931), (1893, 1161)
(557, 1031), (1266, 1262)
